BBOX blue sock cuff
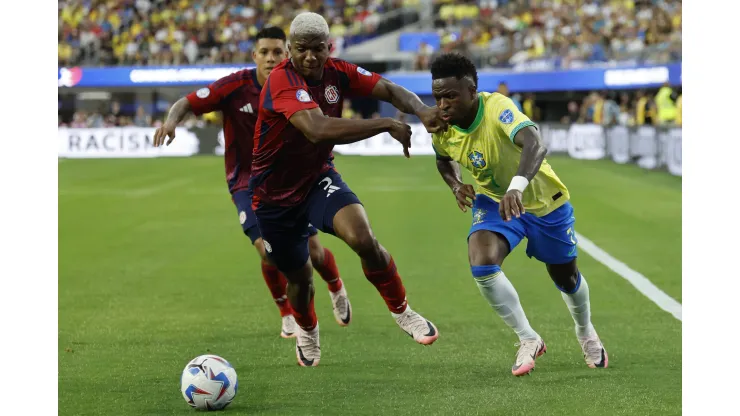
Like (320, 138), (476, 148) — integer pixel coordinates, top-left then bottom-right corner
(471, 264), (501, 278)
(557, 272), (582, 294)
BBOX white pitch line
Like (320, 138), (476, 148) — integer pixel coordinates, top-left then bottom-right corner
(575, 231), (682, 321)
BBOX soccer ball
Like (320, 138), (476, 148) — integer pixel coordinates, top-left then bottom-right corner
(180, 354), (238, 410)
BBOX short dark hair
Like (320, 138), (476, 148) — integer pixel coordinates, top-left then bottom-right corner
(255, 26), (287, 43)
(430, 52), (478, 88)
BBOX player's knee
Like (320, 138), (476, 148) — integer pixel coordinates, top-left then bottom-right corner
(344, 228), (379, 258)
(547, 261), (580, 293)
(254, 239), (271, 263)
(467, 231), (507, 266)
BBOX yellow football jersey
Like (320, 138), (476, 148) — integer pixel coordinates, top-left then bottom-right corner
(432, 92), (569, 217)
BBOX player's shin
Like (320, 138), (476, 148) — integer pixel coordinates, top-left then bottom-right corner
(261, 262), (293, 317)
(362, 256), (408, 314)
(284, 264), (318, 331)
(471, 265), (539, 341)
(558, 272), (595, 338)
(312, 247), (343, 292)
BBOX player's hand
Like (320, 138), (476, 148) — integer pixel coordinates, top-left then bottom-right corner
(499, 190), (525, 221)
(387, 119), (412, 158)
(153, 121), (177, 147)
(417, 106), (449, 134)
(452, 183), (476, 212)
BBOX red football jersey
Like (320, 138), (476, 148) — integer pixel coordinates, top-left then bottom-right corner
(250, 58), (381, 206)
(186, 68), (261, 194)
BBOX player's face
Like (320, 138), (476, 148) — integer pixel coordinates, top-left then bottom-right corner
(431, 77), (477, 125)
(252, 38), (288, 80)
(289, 35), (331, 80)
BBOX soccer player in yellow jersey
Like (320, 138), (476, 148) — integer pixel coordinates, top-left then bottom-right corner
(429, 53), (608, 376)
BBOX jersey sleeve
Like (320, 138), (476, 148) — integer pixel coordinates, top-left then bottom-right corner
(488, 95), (537, 142)
(263, 68), (319, 120)
(186, 71), (245, 116)
(334, 59), (382, 97)
(431, 133), (452, 161)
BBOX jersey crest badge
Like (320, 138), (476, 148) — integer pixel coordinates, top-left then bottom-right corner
(196, 88), (210, 98)
(357, 67), (372, 76)
(296, 89), (312, 103)
(468, 151), (486, 169)
(325, 85), (339, 104)
(499, 109), (514, 124)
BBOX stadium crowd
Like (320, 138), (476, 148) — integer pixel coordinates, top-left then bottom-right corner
(58, 0), (402, 66)
(417, 0), (682, 69)
(59, 1), (681, 68)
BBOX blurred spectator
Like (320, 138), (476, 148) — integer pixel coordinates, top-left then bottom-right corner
(675, 91), (682, 127)
(634, 89), (657, 126)
(134, 105), (152, 127)
(497, 82), (522, 112)
(655, 83), (677, 125)
(342, 100), (357, 119)
(561, 100), (581, 124)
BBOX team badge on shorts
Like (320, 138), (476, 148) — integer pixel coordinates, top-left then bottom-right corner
(325, 85), (339, 104)
(499, 109), (514, 124)
(473, 208), (487, 225)
(239, 211), (247, 225)
(196, 88), (210, 98)
(296, 89), (312, 103)
(468, 151), (486, 168)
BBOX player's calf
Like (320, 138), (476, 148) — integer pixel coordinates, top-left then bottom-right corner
(308, 238), (351, 326)
(548, 263), (608, 368)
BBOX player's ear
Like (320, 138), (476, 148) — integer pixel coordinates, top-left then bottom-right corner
(251, 49), (257, 61)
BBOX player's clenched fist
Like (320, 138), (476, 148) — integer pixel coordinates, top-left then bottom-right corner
(387, 119), (412, 158)
(153, 120), (178, 147)
(499, 190), (525, 221)
(417, 106), (449, 134)
(452, 183), (476, 212)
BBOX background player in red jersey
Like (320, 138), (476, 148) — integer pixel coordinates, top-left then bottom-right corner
(251, 12), (449, 367)
(152, 27), (352, 340)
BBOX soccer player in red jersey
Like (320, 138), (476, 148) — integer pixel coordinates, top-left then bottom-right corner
(251, 12), (449, 367)
(153, 27), (351, 340)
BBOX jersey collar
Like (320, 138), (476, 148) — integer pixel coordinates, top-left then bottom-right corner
(452, 94), (484, 134)
(250, 68), (262, 90)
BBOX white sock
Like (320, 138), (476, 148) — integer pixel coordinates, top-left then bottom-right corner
(561, 274), (596, 338)
(473, 267), (539, 341)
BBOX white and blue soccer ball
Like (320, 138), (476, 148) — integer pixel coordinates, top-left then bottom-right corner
(180, 354), (238, 411)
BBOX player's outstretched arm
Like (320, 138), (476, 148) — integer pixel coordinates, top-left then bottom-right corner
(436, 157), (475, 212)
(153, 97), (192, 147)
(370, 78), (448, 134)
(499, 126), (548, 221)
(512, 126), (548, 182)
(289, 108), (413, 157)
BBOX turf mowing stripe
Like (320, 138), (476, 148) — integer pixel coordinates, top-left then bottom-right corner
(576, 231), (682, 321)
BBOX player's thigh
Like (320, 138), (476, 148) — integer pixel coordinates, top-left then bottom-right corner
(232, 189), (262, 245)
(306, 169), (366, 238)
(522, 201), (578, 265)
(254, 202), (312, 274)
(467, 194), (526, 265)
(468, 230), (511, 266)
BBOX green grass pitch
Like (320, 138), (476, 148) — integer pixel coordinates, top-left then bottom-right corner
(59, 155), (681, 415)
